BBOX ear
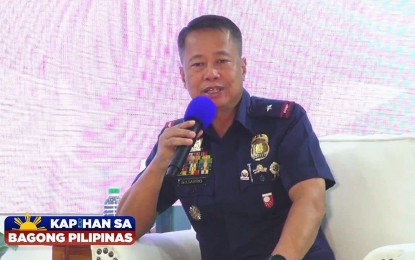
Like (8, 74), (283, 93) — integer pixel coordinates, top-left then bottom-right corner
(179, 66), (187, 88)
(241, 57), (247, 81)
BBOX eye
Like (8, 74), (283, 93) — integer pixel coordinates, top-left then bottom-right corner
(191, 62), (204, 68)
(217, 59), (230, 64)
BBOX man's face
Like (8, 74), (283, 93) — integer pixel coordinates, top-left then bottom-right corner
(180, 29), (247, 113)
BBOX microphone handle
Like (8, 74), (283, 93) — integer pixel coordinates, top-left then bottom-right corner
(165, 121), (203, 178)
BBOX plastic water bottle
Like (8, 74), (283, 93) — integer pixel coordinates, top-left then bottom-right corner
(103, 187), (121, 216)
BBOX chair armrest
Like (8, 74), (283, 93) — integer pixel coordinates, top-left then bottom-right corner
(363, 243), (415, 260)
(90, 229), (201, 260)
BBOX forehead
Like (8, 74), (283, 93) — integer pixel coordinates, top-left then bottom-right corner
(182, 29), (238, 57)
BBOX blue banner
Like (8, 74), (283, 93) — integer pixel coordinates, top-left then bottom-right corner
(4, 214), (135, 231)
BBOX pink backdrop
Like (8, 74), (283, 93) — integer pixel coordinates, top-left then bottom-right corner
(0, 0), (414, 213)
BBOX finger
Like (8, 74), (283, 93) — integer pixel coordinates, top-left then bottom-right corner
(160, 120), (197, 149)
(166, 128), (196, 140)
(166, 136), (194, 148)
(176, 120), (195, 128)
(167, 121), (197, 138)
(196, 130), (204, 139)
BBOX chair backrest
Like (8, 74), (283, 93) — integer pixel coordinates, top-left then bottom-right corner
(320, 135), (415, 260)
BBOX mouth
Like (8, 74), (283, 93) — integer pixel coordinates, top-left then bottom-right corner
(203, 86), (224, 95)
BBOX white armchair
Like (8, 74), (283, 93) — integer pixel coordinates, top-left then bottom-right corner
(91, 134), (415, 260)
(320, 134), (415, 259)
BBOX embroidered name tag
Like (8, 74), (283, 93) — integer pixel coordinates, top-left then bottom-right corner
(178, 178), (207, 185)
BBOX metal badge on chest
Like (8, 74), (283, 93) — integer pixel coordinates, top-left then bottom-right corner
(239, 134), (281, 209)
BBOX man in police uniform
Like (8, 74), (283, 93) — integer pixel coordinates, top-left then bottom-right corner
(118, 15), (335, 260)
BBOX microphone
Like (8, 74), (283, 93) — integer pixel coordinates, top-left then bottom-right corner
(165, 96), (216, 177)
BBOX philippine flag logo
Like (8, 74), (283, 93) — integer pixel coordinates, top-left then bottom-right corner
(12, 212), (47, 231)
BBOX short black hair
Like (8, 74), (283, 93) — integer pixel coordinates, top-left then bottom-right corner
(177, 15), (242, 62)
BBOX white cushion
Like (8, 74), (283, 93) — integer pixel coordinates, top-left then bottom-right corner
(320, 135), (415, 260)
(363, 243), (415, 260)
(364, 244), (415, 260)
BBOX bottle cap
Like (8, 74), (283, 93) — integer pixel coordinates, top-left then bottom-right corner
(108, 187), (120, 194)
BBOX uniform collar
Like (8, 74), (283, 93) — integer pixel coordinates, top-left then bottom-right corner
(235, 89), (254, 133)
(204, 88), (254, 138)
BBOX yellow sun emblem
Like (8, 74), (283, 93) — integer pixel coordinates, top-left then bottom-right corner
(13, 212), (47, 231)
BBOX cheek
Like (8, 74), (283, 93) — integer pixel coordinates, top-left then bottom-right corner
(183, 77), (201, 97)
(225, 71), (240, 85)
(185, 74), (200, 87)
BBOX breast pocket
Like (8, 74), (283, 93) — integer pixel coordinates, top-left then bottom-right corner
(175, 176), (214, 206)
(238, 174), (290, 219)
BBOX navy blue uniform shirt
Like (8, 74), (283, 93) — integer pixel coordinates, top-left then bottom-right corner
(135, 89), (335, 260)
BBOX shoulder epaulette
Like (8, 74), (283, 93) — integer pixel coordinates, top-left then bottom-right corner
(248, 96), (295, 119)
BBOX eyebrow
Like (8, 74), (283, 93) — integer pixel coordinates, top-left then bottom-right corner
(187, 51), (232, 64)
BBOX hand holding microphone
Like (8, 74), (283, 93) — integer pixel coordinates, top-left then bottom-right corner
(164, 96), (216, 177)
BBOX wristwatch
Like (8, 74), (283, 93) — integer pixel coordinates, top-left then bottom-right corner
(268, 254), (286, 260)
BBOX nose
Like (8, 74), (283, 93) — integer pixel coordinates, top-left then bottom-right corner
(204, 65), (220, 81)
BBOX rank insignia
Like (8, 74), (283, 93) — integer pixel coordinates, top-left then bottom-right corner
(270, 162), (280, 179)
(189, 205), (202, 221)
(262, 192), (274, 208)
(250, 134), (270, 161)
(253, 164), (267, 174)
(240, 169), (250, 181)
